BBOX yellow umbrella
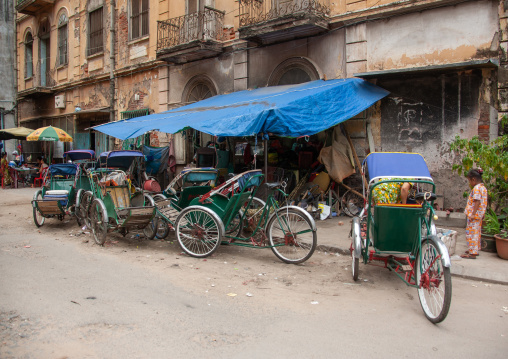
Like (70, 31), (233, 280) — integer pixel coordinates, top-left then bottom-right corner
(26, 125), (73, 162)
(27, 125), (73, 142)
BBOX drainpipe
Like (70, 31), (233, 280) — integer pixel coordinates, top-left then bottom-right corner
(109, 0), (116, 150)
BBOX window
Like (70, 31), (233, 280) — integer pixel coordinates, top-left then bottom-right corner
(58, 13), (68, 66)
(130, 0), (149, 39)
(88, 7), (104, 56)
(25, 32), (33, 78)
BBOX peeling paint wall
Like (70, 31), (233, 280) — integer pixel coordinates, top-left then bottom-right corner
(367, 1), (498, 71)
(376, 70), (487, 208)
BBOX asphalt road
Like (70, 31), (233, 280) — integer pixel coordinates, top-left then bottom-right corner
(1, 188), (507, 358)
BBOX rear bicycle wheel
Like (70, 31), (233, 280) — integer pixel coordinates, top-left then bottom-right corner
(416, 236), (452, 323)
(32, 190), (45, 228)
(78, 191), (94, 229)
(350, 217), (361, 281)
(341, 189), (363, 217)
(175, 206), (224, 258)
(267, 208), (316, 264)
(142, 194), (158, 240)
(152, 194), (170, 239)
(89, 198), (108, 245)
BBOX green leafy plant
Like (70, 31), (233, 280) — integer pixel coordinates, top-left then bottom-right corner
(483, 209), (501, 235)
(450, 118), (508, 212)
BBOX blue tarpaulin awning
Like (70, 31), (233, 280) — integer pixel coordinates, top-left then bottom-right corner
(92, 78), (389, 140)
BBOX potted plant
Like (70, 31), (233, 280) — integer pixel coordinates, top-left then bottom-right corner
(482, 209), (500, 252)
(495, 218), (508, 260)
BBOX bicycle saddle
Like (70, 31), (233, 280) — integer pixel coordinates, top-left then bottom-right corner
(264, 182), (281, 190)
(414, 192), (437, 201)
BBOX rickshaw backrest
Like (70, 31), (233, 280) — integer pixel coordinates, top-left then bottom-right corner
(238, 171), (263, 192)
(173, 186), (212, 211)
(221, 191), (252, 227)
(105, 186), (131, 208)
(373, 204), (423, 253)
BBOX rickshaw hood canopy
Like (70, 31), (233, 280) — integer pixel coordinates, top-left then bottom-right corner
(64, 150), (96, 161)
(364, 152), (433, 182)
(48, 163), (79, 176)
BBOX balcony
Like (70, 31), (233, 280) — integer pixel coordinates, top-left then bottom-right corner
(156, 7), (225, 64)
(16, 0), (54, 16)
(238, 0), (330, 45)
(18, 60), (56, 99)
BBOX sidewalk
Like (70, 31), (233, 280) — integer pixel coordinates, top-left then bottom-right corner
(315, 215), (508, 285)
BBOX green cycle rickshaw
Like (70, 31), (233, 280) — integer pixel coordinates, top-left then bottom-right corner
(350, 152), (451, 323)
(85, 150), (157, 245)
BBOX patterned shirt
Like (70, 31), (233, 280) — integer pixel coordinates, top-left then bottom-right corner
(464, 183), (488, 221)
(372, 178), (412, 204)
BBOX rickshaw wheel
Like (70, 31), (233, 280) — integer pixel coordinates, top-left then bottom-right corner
(78, 191), (94, 229)
(142, 194), (158, 240)
(175, 206), (224, 258)
(267, 208), (317, 264)
(416, 236), (452, 324)
(152, 194), (170, 239)
(90, 198), (108, 245)
(33, 190), (45, 228)
(350, 217), (362, 281)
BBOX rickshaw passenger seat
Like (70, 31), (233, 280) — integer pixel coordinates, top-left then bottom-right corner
(175, 186), (212, 210)
(106, 186), (131, 208)
(373, 204), (423, 253)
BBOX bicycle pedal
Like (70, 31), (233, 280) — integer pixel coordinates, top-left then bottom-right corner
(400, 265), (412, 272)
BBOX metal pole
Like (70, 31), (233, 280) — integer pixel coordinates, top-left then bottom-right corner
(263, 138), (268, 179)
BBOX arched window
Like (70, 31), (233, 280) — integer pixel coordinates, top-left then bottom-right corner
(268, 57), (321, 86)
(25, 32), (33, 78)
(182, 75), (217, 103)
(58, 12), (68, 66)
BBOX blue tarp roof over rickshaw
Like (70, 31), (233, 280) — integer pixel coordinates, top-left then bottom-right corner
(91, 78), (389, 139)
(363, 152), (433, 182)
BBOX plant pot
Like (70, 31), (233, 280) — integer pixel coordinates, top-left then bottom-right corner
(481, 233), (497, 253)
(494, 234), (508, 260)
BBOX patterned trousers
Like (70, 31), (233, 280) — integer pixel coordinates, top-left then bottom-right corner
(466, 218), (482, 255)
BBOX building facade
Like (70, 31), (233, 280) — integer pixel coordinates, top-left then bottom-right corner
(15, 0), (502, 207)
(1, 0), (17, 156)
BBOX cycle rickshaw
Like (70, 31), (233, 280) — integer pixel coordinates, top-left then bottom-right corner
(350, 152), (451, 323)
(32, 163), (83, 227)
(173, 169), (318, 264)
(152, 167), (219, 239)
(85, 150), (157, 245)
(64, 150), (96, 226)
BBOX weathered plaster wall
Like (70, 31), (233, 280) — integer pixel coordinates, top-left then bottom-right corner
(167, 54), (235, 105)
(248, 30), (346, 88)
(367, 1), (499, 71)
(376, 70), (486, 208)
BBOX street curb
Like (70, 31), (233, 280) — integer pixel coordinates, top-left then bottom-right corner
(449, 272), (508, 286)
(316, 243), (508, 286)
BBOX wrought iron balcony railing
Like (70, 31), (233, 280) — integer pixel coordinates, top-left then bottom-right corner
(157, 7), (225, 51)
(239, 0), (330, 27)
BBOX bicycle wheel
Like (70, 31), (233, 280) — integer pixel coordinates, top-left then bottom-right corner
(267, 208), (317, 264)
(89, 198), (108, 245)
(416, 236), (452, 323)
(142, 194), (158, 240)
(152, 194), (171, 239)
(341, 189), (363, 217)
(32, 190), (45, 228)
(226, 197), (266, 237)
(350, 217), (361, 281)
(78, 191), (94, 229)
(175, 206), (224, 258)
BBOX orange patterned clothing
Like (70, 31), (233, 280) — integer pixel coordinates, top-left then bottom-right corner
(464, 183), (488, 221)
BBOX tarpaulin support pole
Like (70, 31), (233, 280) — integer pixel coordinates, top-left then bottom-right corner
(264, 138), (268, 179)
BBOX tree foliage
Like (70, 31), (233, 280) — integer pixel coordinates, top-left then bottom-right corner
(449, 125), (508, 212)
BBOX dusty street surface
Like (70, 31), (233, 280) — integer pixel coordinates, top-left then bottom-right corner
(1, 188), (507, 358)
